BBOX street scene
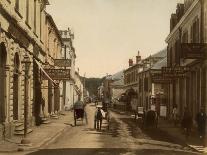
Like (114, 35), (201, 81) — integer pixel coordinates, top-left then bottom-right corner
(0, 0), (207, 155)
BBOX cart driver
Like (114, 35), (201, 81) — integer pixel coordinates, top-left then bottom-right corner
(74, 95), (88, 124)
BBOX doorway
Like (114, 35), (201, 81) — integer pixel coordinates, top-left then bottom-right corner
(0, 43), (7, 123)
(13, 53), (20, 120)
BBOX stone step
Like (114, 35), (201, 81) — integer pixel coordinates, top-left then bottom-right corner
(42, 120), (51, 124)
(15, 126), (25, 132)
(41, 117), (48, 121)
(14, 122), (24, 127)
(14, 129), (33, 135)
(51, 116), (59, 119)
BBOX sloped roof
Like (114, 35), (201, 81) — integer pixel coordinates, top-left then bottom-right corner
(151, 57), (167, 70)
(151, 47), (167, 58)
(111, 70), (124, 80)
(110, 70), (124, 86)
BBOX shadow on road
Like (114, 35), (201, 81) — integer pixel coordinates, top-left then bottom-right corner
(26, 148), (199, 155)
(120, 117), (188, 147)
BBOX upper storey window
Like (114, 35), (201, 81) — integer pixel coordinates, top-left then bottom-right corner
(15, 0), (19, 11)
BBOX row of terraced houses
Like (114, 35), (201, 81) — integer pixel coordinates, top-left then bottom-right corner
(0, 0), (84, 139)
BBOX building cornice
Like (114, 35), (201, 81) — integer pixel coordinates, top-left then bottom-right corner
(165, 0), (199, 43)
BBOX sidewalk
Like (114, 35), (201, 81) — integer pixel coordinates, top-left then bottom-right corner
(111, 108), (207, 153)
(158, 118), (207, 153)
(0, 111), (74, 153)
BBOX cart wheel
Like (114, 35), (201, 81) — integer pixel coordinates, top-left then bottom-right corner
(74, 117), (76, 126)
(74, 112), (76, 126)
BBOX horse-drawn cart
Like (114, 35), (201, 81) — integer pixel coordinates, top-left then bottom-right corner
(73, 101), (86, 126)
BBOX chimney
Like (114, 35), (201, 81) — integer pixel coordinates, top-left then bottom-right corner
(170, 13), (177, 32)
(136, 51), (141, 64)
(129, 59), (133, 67)
(176, 3), (184, 22)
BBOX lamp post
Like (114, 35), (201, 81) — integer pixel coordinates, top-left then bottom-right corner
(21, 54), (31, 144)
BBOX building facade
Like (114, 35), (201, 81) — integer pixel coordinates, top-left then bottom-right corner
(0, 0), (64, 139)
(59, 29), (76, 110)
(166, 0), (207, 122)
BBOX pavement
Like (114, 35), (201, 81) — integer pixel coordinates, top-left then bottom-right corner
(112, 107), (207, 154)
(0, 110), (74, 154)
(158, 118), (207, 153)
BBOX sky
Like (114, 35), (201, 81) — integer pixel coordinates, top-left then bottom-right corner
(46, 0), (183, 78)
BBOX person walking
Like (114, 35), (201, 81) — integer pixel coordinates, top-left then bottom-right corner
(95, 105), (103, 130)
(181, 107), (193, 139)
(172, 104), (178, 126)
(196, 108), (206, 140)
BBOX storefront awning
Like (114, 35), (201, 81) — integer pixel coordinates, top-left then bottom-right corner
(34, 59), (57, 85)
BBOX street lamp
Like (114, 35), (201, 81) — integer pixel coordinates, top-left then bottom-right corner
(21, 54), (31, 145)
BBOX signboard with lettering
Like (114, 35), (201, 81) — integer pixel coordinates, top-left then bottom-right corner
(181, 43), (207, 59)
(54, 59), (71, 67)
(151, 72), (172, 83)
(43, 69), (70, 80)
(161, 66), (189, 78)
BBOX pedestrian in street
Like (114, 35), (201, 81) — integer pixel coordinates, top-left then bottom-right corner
(95, 105), (103, 130)
(41, 97), (45, 117)
(181, 107), (193, 139)
(196, 107), (206, 140)
(172, 104), (178, 126)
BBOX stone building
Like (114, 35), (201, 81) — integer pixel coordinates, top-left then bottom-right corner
(0, 0), (50, 138)
(124, 52), (142, 93)
(0, 0), (63, 139)
(165, 0), (207, 121)
(74, 71), (84, 103)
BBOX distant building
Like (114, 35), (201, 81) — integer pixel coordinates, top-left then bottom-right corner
(59, 29), (76, 110)
(137, 49), (167, 115)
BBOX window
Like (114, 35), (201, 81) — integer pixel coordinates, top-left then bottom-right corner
(139, 78), (142, 92)
(40, 10), (42, 39)
(175, 40), (181, 64)
(182, 31), (188, 43)
(15, 0), (19, 11)
(144, 77), (148, 92)
(204, 11), (207, 42)
(191, 17), (200, 43)
(34, 0), (37, 33)
(167, 46), (173, 67)
(26, 0), (29, 24)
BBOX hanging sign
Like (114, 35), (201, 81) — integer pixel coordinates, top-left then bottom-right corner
(161, 66), (190, 78)
(43, 69), (70, 80)
(54, 59), (71, 67)
(181, 43), (207, 59)
(151, 72), (172, 83)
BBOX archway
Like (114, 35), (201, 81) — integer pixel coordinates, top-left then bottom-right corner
(0, 43), (7, 123)
(13, 53), (20, 120)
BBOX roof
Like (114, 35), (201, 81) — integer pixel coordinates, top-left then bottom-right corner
(151, 57), (167, 70)
(149, 48), (167, 59)
(109, 70), (124, 86)
(111, 70), (124, 80)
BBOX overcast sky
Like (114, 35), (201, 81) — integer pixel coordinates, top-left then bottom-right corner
(46, 0), (183, 78)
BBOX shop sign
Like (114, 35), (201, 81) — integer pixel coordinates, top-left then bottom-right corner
(43, 69), (70, 80)
(161, 66), (190, 78)
(181, 43), (207, 59)
(54, 59), (71, 67)
(151, 72), (172, 83)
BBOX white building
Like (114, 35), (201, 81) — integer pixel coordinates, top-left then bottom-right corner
(59, 29), (76, 110)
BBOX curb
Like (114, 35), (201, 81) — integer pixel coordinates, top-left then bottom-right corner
(18, 124), (72, 152)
